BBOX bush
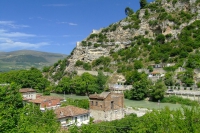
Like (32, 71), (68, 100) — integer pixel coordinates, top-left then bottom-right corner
(161, 96), (199, 106)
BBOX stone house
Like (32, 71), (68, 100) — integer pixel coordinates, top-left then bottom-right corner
(19, 88), (36, 101)
(89, 92), (124, 121)
(28, 96), (63, 111)
(54, 105), (90, 127)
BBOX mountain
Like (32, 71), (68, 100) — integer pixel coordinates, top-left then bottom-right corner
(46, 0), (200, 86)
(0, 50), (68, 72)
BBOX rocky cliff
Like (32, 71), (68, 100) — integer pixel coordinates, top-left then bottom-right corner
(64, 0), (200, 73)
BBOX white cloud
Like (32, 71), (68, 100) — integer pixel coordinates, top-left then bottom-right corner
(0, 21), (29, 28)
(63, 35), (70, 37)
(0, 20), (50, 51)
(0, 38), (49, 50)
(43, 4), (69, 7)
(0, 29), (35, 38)
(68, 22), (77, 26)
(58, 22), (77, 26)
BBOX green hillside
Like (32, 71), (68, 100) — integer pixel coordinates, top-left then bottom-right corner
(0, 50), (67, 71)
(46, 0), (200, 90)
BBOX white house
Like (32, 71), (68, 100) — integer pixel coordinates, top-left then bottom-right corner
(19, 88), (36, 100)
(54, 105), (90, 127)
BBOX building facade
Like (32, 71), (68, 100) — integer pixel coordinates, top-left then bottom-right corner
(19, 88), (36, 100)
(54, 105), (90, 127)
(89, 92), (124, 121)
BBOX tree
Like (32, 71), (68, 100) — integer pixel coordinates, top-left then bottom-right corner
(0, 83), (23, 133)
(140, 0), (148, 9)
(156, 34), (165, 44)
(125, 7), (134, 16)
(56, 77), (71, 93)
(131, 79), (150, 100)
(134, 60), (143, 70)
(0, 83), (59, 133)
(150, 80), (167, 101)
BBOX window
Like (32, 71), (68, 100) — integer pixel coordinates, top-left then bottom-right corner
(84, 115), (86, 120)
(91, 101), (93, 106)
(96, 101), (98, 106)
(75, 117), (77, 122)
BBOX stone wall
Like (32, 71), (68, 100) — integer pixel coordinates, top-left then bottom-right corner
(90, 109), (124, 121)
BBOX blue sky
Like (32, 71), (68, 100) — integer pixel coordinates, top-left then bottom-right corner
(0, 0), (154, 55)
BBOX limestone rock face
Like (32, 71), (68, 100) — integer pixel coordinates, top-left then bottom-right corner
(63, 0), (200, 73)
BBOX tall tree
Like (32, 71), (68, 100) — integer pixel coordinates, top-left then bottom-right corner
(0, 83), (23, 133)
(131, 79), (150, 100)
(140, 0), (147, 9)
(125, 7), (134, 16)
(150, 80), (167, 101)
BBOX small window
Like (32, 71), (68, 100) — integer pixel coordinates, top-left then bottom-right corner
(96, 101), (98, 106)
(91, 101), (93, 106)
(111, 101), (114, 109)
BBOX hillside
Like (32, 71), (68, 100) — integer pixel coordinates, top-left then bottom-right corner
(47, 0), (200, 86)
(0, 50), (67, 71)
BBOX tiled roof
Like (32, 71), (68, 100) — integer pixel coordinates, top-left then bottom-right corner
(54, 105), (89, 119)
(89, 92), (110, 99)
(19, 88), (36, 93)
(151, 71), (160, 74)
(29, 96), (63, 104)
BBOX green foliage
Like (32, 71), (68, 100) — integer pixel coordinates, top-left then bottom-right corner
(56, 72), (107, 95)
(140, 0), (148, 9)
(51, 59), (68, 81)
(150, 80), (167, 101)
(42, 66), (51, 72)
(0, 67), (50, 91)
(125, 7), (134, 16)
(83, 63), (91, 70)
(156, 34), (165, 44)
(0, 84), (59, 133)
(134, 60), (143, 69)
(75, 60), (84, 67)
(92, 56), (111, 67)
(186, 53), (200, 69)
(177, 69), (194, 87)
(70, 106), (200, 132)
(164, 72), (175, 86)
(161, 96), (199, 106)
(61, 98), (89, 109)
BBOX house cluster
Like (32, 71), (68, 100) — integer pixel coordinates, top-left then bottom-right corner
(19, 88), (125, 128)
(19, 88), (90, 127)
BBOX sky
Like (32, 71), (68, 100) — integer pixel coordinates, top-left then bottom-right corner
(0, 0), (154, 55)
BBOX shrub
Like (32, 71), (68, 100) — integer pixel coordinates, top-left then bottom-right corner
(161, 96), (199, 106)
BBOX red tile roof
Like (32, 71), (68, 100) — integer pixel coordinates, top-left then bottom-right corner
(19, 88), (36, 93)
(29, 96), (63, 107)
(89, 92), (110, 99)
(54, 105), (89, 119)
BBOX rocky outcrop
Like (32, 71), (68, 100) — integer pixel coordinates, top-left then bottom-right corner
(63, 0), (200, 73)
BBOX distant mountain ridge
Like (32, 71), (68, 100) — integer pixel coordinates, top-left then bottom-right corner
(0, 50), (68, 71)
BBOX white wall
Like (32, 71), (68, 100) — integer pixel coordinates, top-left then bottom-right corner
(22, 92), (36, 100)
(59, 113), (90, 127)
